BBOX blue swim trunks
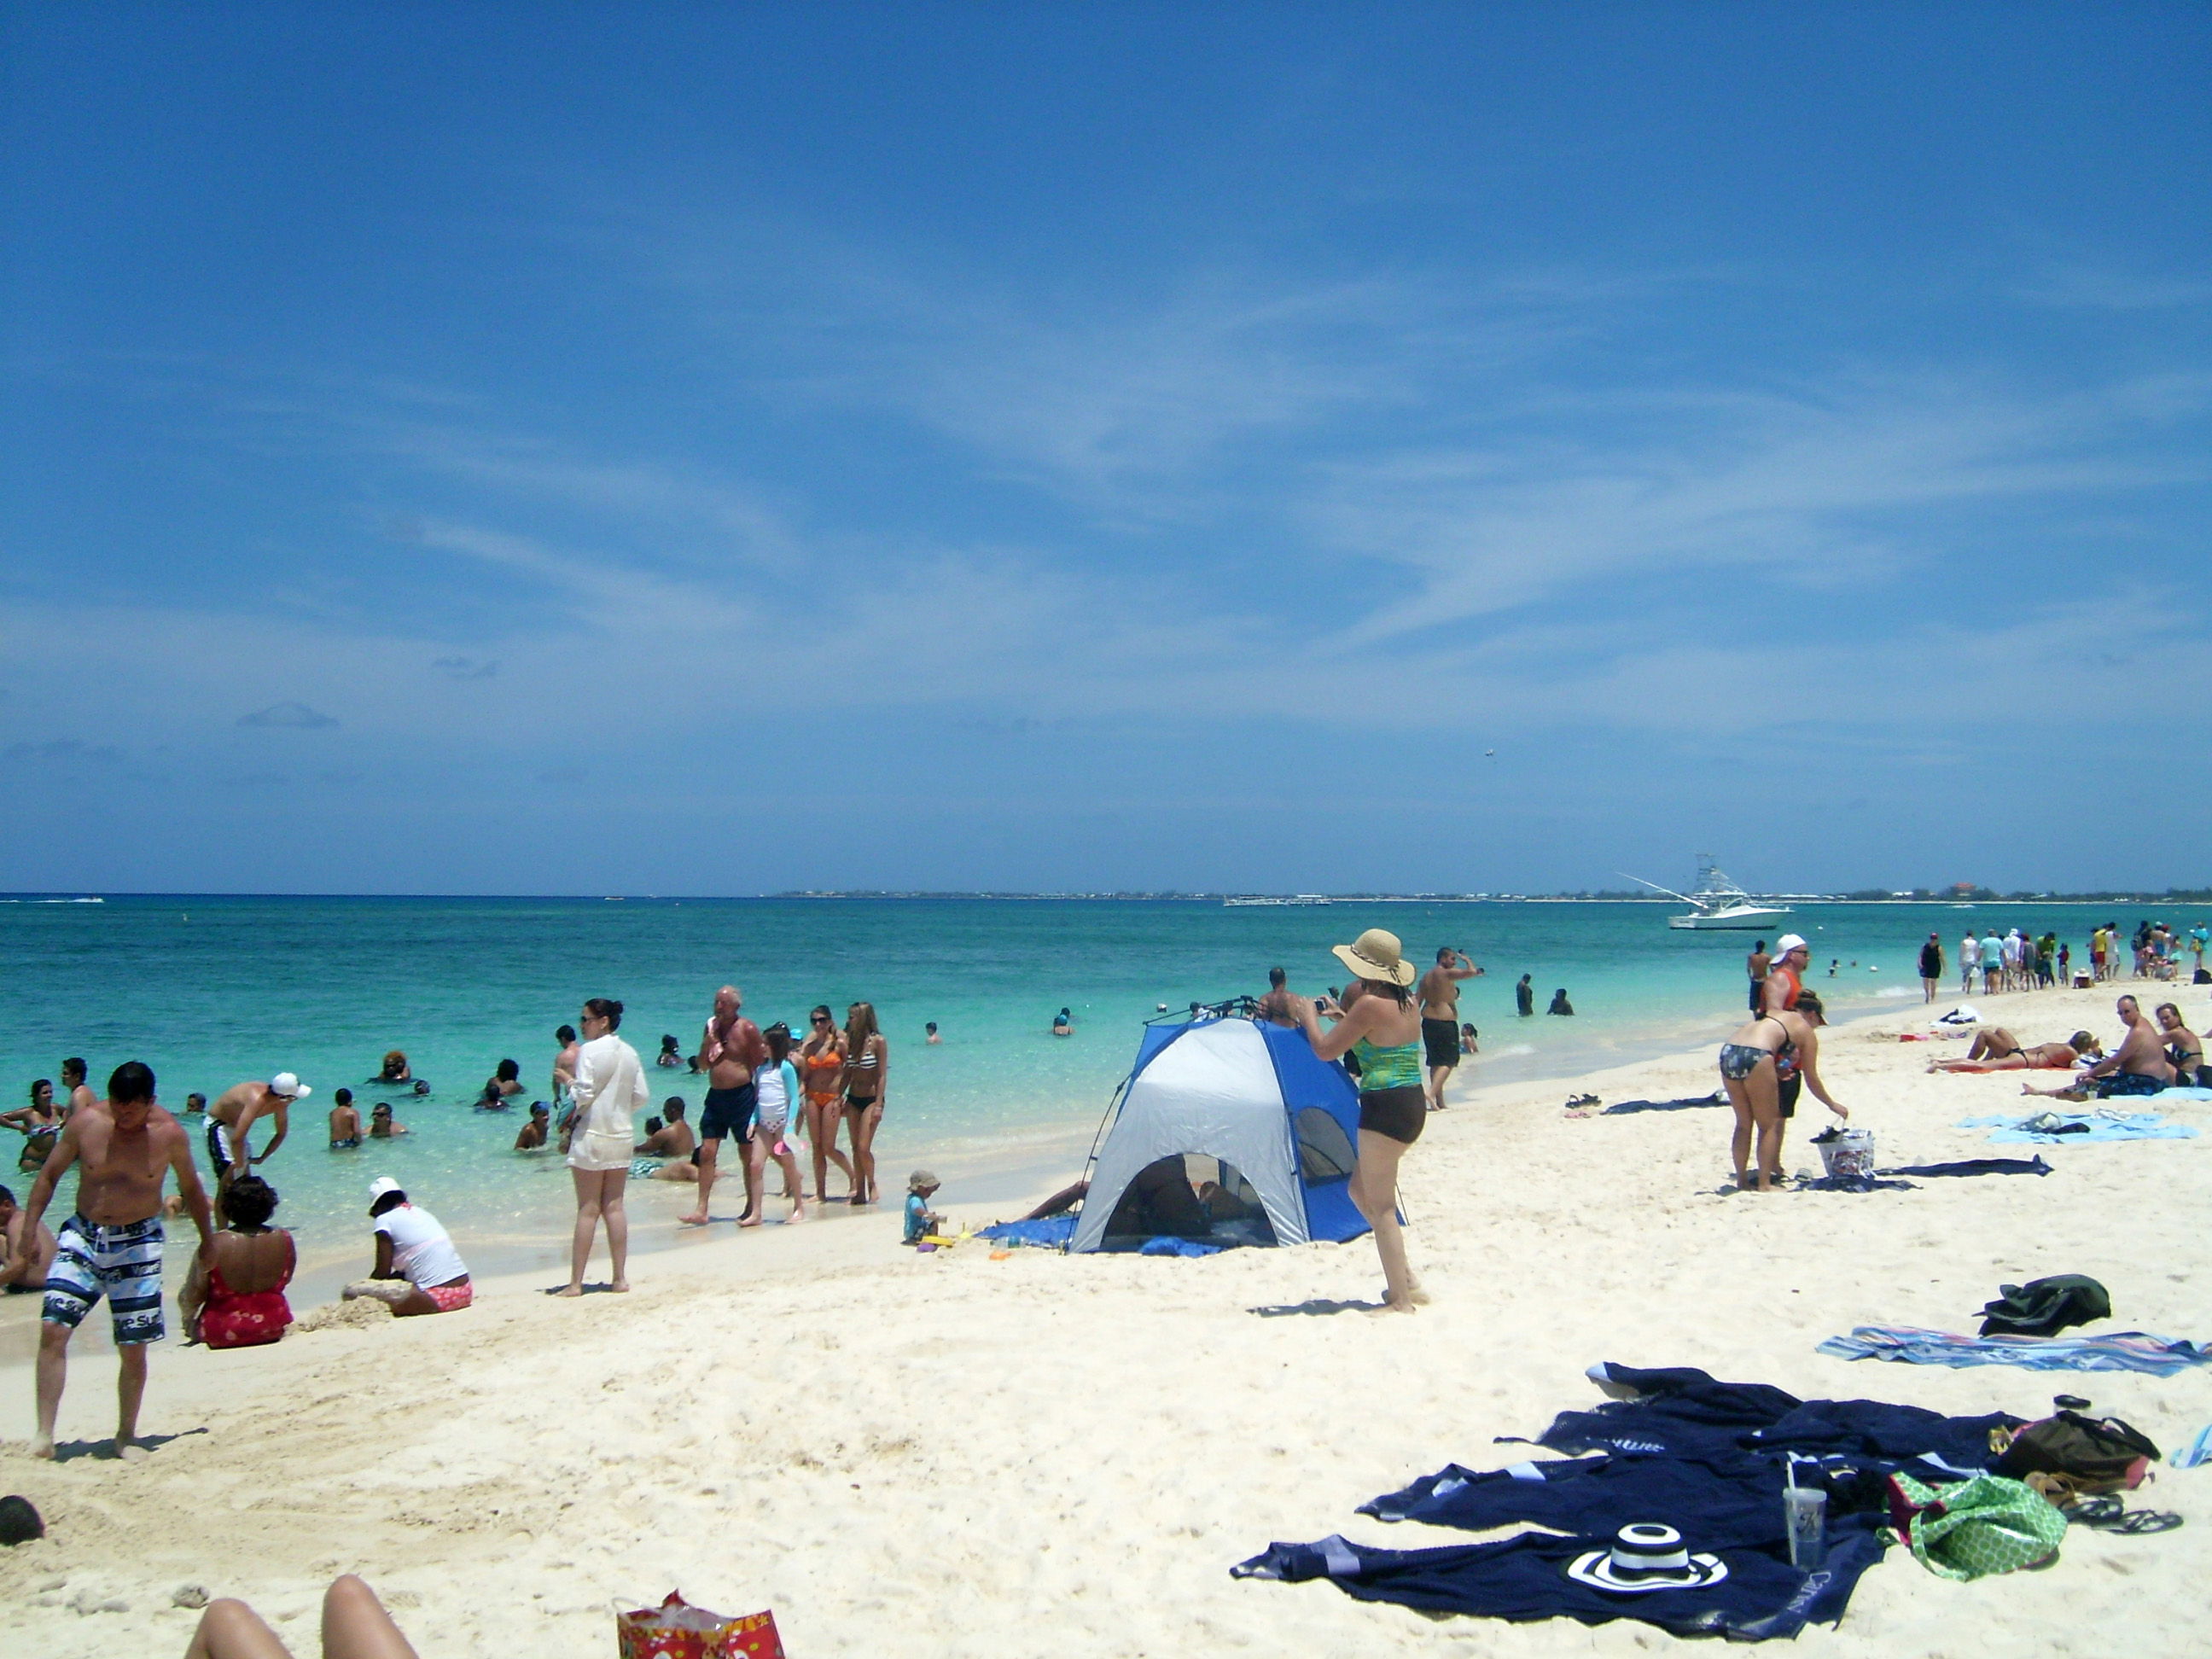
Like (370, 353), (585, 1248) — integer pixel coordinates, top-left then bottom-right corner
(2094, 1072), (2166, 1099)
(44, 1214), (167, 1344)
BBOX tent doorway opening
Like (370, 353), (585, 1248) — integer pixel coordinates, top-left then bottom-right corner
(1102, 1154), (1277, 1249)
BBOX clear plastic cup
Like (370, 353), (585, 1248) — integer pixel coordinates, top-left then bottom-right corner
(1784, 1486), (1826, 1569)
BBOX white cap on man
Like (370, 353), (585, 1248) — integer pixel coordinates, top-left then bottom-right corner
(269, 1072), (312, 1100)
(1773, 934), (1808, 957)
(368, 1176), (404, 1203)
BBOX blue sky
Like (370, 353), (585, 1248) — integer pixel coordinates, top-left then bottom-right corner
(4, 4), (2208, 894)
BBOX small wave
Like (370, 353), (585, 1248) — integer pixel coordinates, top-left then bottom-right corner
(1875, 986), (1915, 999)
(1484, 1043), (1537, 1057)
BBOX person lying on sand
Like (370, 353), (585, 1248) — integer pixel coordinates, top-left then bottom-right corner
(2022, 995), (2172, 1101)
(183, 1573), (417, 1658)
(1932, 1029), (2101, 1072)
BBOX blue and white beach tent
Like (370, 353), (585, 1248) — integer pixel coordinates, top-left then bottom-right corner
(1068, 1010), (1372, 1254)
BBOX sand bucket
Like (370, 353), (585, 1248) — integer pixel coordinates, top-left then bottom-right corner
(1816, 1128), (1876, 1181)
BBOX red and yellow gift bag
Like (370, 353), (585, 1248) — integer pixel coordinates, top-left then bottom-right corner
(617, 1592), (785, 1659)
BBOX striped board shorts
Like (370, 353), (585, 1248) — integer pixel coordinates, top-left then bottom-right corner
(44, 1214), (167, 1344)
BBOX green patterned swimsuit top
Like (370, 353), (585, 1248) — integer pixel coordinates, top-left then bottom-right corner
(1351, 1033), (1423, 1092)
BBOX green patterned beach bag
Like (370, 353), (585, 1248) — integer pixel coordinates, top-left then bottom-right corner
(1886, 1471), (2067, 1580)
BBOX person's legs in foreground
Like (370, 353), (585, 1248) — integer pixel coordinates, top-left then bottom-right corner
(1348, 1128), (1422, 1312)
(185, 1574), (419, 1659)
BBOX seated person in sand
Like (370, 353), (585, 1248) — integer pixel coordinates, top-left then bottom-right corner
(178, 1174), (294, 1348)
(343, 1179), (471, 1315)
(634, 1099), (696, 1159)
(1933, 1029), (2101, 1072)
(0, 1183), (57, 1292)
(514, 1101), (550, 1150)
(373, 1050), (412, 1084)
(2023, 994), (2173, 1101)
(2155, 1003), (2207, 1088)
(904, 1169), (944, 1243)
(368, 1102), (408, 1138)
(1104, 1156), (1213, 1239)
(329, 1089), (364, 1148)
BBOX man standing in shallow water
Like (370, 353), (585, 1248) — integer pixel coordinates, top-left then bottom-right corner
(1417, 947), (1482, 1111)
(10, 1061), (214, 1459)
(679, 986), (765, 1227)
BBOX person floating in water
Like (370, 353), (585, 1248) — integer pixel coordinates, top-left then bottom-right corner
(925, 1022), (941, 1044)
(655, 1033), (684, 1068)
(1546, 988), (1575, 1016)
(1051, 1008), (1073, 1036)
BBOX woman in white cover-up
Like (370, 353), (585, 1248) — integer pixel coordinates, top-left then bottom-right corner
(561, 997), (648, 1296)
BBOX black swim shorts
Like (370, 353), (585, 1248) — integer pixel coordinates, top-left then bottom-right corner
(1422, 1018), (1459, 1069)
(699, 1084), (757, 1143)
(1357, 1085), (1426, 1147)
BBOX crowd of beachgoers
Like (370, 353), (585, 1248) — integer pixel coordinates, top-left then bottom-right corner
(3, 917), (2209, 1656)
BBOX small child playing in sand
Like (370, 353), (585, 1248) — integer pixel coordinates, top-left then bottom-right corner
(904, 1169), (943, 1244)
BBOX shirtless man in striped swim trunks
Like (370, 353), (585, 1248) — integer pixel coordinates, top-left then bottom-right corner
(8, 1060), (215, 1460)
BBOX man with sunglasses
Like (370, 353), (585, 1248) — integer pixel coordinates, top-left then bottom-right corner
(678, 986), (765, 1227)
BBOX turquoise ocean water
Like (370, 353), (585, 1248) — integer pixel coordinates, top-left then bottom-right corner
(7, 895), (2206, 1277)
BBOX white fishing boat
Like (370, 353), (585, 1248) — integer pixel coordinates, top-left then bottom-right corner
(1621, 858), (1793, 931)
(1222, 894), (1332, 908)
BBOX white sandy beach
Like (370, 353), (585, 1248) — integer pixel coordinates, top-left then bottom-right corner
(3, 979), (2208, 1657)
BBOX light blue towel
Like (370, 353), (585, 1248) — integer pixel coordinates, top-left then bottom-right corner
(2171, 1423), (2212, 1470)
(1958, 1111), (2197, 1144)
(1818, 1324), (2211, 1377)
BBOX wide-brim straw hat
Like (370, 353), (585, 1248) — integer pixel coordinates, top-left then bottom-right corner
(1332, 928), (1417, 987)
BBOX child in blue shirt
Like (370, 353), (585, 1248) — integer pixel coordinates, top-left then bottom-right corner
(904, 1169), (942, 1244)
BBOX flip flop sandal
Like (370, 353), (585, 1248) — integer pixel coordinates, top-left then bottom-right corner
(2110, 1510), (2185, 1534)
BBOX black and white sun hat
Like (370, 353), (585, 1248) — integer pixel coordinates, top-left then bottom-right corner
(1564, 1524), (1728, 1594)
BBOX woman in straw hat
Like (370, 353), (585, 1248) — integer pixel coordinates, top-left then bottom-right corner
(1291, 928), (1430, 1313)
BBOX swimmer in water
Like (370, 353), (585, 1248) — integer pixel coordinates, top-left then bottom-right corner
(329, 1089), (363, 1149)
(368, 1102), (408, 1138)
(374, 1051), (411, 1085)
(514, 1102), (550, 1150)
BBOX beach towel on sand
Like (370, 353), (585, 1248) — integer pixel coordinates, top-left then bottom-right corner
(1959, 1112), (2196, 1144)
(1817, 1326), (2211, 1377)
(1231, 1527), (1885, 1640)
(1522, 1362), (2017, 1470)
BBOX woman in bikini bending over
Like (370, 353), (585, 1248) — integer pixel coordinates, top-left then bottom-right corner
(841, 1001), (888, 1206)
(1715, 992), (1846, 1192)
(1933, 1030), (2099, 1073)
(799, 1004), (856, 1202)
